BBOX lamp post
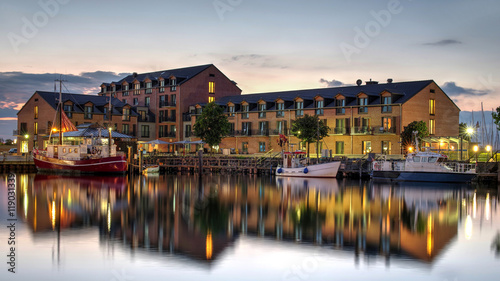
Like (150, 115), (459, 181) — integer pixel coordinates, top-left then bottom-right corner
(473, 145), (479, 163)
(24, 134), (29, 161)
(486, 145), (492, 162)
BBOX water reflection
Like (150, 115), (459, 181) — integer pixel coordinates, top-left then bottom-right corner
(13, 173), (498, 266)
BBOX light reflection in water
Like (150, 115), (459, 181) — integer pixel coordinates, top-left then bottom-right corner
(10, 173), (498, 266)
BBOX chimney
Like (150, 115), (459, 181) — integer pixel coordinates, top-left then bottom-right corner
(356, 79), (362, 86)
(387, 78), (393, 83)
(133, 72), (138, 78)
(365, 78), (379, 85)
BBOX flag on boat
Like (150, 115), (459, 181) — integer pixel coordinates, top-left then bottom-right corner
(61, 109), (78, 132)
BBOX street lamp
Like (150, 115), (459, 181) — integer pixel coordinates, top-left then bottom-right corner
(473, 145), (479, 163)
(486, 145), (492, 161)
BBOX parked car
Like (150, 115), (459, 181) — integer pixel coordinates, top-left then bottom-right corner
(8, 148), (17, 153)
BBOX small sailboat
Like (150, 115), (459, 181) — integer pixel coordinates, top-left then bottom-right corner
(275, 151), (341, 178)
(142, 164), (160, 174)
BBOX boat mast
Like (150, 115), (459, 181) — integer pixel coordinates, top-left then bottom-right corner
(56, 77), (63, 145)
(108, 94), (112, 153)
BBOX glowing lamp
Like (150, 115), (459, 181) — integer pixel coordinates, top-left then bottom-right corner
(466, 127), (474, 134)
(408, 146), (414, 152)
(24, 134), (29, 139)
(486, 145), (491, 152)
(473, 145), (478, 152)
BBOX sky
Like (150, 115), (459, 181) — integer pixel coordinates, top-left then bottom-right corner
(1, 0), (499, 141)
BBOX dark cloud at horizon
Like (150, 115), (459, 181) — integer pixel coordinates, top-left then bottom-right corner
(441, 81), (489, 97)
(424, 39), (462, 46)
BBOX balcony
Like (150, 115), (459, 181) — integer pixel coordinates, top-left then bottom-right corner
(255, 129), (269, 136)
(183, 114), (192, 121)
(138, 116), (155, 122)
(185, 131), (194, 138)
(352, 126), (372, 135)
(374, 126), (396, 134)
(159, 116), (176, 123)
(234, 130), (252, 136)
(166, 132), (176, 138)
(271, 129), (288, 135)
(330, 127), (347, 135)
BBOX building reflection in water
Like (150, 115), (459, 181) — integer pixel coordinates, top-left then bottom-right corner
(14, 173), (498, 265)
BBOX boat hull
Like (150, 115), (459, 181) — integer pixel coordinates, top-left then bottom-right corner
(372, 170), (476, 183)
(34, 154), (127, 174)
(275, 161), (340, 178)
(143, 165), (160, 174)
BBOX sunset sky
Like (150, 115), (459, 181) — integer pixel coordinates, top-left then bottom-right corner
(1, 0), (499, 140)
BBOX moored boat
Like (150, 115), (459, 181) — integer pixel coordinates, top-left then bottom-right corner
(275, 151), (341, 178)
(142, 164), (160, 174)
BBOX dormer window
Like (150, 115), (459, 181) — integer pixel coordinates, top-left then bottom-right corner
(358, 97), (368, 113)
(170, 78), (177, 91)
(382, 96), (392, 113)
(145, 82), (152, 94)
(63, 105), (72, 118)
(242, 104), (249, 119)
(258, 103), (266, 118)
(336, 98), (346, 114)
(102, 86), (107, 93)
(276, 102), (285, 118)
(159, 80), (165, 93)
(84, 105), (93, 119)
(228, 105), (235, 117)
(295, 101), (303, 117)
(315, 100), (324, 115)
(134, 83), (140, 95)
(112, 85), (116, 92)
(123, 84), (129, 96)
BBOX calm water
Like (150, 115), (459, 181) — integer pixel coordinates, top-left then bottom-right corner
(0, 173), (499, 281)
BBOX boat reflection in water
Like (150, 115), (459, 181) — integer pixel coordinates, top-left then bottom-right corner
(16, 174), (485, 265)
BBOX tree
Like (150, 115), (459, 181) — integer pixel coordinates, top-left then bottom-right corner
(492, 106), (500, 131)
(193, 102), (231, 152)
(5, 139), (13, 145)
(401, 121), (428, 151)
(290, 114), (330, 158)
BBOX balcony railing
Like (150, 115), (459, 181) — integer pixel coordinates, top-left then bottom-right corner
(352, 126), (372, 135)
(159, 116), (176, 123)
(183, 114), (192, 121)
(374, 126), (396, 134)
(330, 127), (347, 134)
(271, 129), (288, 135)
(138, 116), (155, 122)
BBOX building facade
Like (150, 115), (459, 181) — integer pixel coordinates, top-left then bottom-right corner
(98, 64), (241, 143)
(190, 79), (460, 155)
(16, 91), (138, 152)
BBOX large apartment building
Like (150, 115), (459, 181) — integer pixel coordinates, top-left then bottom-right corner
(189, 79), (460, 155)
(16, 91), (138, 152)
(98, 64), (241, 142)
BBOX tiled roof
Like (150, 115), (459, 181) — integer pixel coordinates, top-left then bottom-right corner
(215, 80), (435, 107)
(114, 64), (213, 85)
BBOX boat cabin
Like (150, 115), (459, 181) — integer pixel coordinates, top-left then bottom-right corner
(282, 151), (307, 168)
(46, 138), (118, 160)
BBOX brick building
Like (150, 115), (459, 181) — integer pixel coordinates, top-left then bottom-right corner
(98, 64), (241, 143)
(16, 91), (138, 152)
(190, 79), (460, 155)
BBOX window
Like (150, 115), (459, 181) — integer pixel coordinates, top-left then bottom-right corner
(382, 96), (392, 113)
(159, 111), (165, 122)
(354, 117), (371, 134)
(63, 105), (72, 118)
(429, 119), (435, 135)
(141, 125), (150, 138)
(122, 108), (130, 121)
(34, 122), (38, 135)
(335, 119), (346, 134)
(430, 89), (435, 93)
(102, 86), (107, 93)
(242, 142), (248, 153)
(160, 95), (166, 107)
(134, 83), (140, 95)
(34, 106), (38, 119)
(316, 100), (324, 115)
(185, 125), (191, 137)
(258, 121), (268, 135)
(122, 124), (129, 135)
(362, 141), (372, 154)
(228, 105), (235, 117)
(382, 141), (391, 154)
(209, 82), (215, 93)
(145, 82), (152, 94)
(159, 125), (164, 138)
(171, 94), (176, 106)
(259, 142), (266, 152)
(295, 101), (303, 117)
(242, 122), (251, 135)
(336, 99), (345, 114)
(20, 122), (27, 133)
(276, 102), (285, 117)
(208, 96), (215, 103)
(358, 97), (368, 113)
(145, 97), (150, 107)
(429, 99), (435, 115)
(170, 125), (176, 137)
(123, 84), (129, 96)
(112, 85), (116, 92)
(170, 78), (177, 91)
(242, 105), (249, 119)
(276, 120), (287, 135)
(258, 104), (266, 118)
(170, 110), (176, 121)
(133, 98), (138, 105)
(159, 80), (165, 93)
(84, 106), (93, 119)
(382, 117), (392, 132)
(336, 141), (344, 154)
(103, 107), (109, 120)
(229, 123), (235, 135)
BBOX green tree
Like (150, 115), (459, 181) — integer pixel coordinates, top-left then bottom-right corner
(401, 121), (428, 151)
(193, 102), (230, 152)
(290, 114), (329, 158)
(492, 106), (500, 131)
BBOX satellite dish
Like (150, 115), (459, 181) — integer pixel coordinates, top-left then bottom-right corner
(356, 79), (362, 86)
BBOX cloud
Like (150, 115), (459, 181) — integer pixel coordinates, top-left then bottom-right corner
(424, 39), (462, 46)
(441, 82), (489, 97)
(319, 78), (348, 87)
(220, 54), (289, 69)
(0, 117), (17, 121)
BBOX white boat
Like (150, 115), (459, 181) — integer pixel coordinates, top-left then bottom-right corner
(143, 164), (160, 174)
(371, 133), (476, 183)
(275, 151), (341, 178)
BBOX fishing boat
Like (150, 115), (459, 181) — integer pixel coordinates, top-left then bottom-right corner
(33, 79), (128, 174)
(275, 151), (341, 178)
(371, 133), (477, 183)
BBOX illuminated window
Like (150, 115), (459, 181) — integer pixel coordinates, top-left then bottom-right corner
(34, 122), (38, 135)
(208, 96), (215, 103)
(429, 99), (435, 115)
(259, 142), (266, 152)
(362, 141), (372, 154)
(382, 117), (392, 131)
(429, 119), (435, 135)
(34, 106), (38, 119)
(209, 82), (215, 93)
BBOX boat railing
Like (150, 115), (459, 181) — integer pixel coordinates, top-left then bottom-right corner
(442, 162), (476, 173)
